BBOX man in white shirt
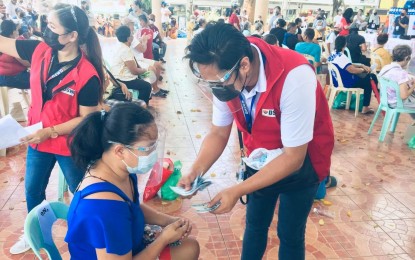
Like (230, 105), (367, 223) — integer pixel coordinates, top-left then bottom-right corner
(326, 25), (340, 55)
(268, 6), (282, 31)
(178, 22), (334, 260)
(5, 0), (17, 19)
(161, 1), (171, 36)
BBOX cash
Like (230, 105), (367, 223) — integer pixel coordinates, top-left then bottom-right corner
(169, 175), (212, 196)
(191, 202), (221, 213)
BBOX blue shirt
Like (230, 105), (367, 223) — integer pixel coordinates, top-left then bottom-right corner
(295, 42), (322, 63)
(65, 175), (145, 259)
(282, 32), (298, 50)
(327, 52), (358, 88)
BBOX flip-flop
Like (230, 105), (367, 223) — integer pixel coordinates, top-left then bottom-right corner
(361, 109), (375, 115)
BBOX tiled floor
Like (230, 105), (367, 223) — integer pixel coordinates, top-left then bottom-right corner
(1, 38), (415, 259)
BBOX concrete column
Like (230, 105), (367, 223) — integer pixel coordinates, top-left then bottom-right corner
(254, 0), (269, 27)
(152, 0), (162, 31)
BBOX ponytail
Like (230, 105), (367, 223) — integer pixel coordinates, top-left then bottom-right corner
(85, 27), (104, 102)
(69, 111), (106, 170)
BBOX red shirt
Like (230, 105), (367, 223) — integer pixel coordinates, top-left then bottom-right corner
(229, 13), (240, 30)
(0, 53), (27, 76)
(138, 27), (154, 60)
(339, 17), (350, 36)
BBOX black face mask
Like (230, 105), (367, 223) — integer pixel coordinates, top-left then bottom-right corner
(211, 72), (247, 102)
(43, 27), (67, 51)
(374, 12), (377, 15)
(334, 30), (340, 35)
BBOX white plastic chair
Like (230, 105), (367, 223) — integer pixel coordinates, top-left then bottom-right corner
(327, 63), (364, 117)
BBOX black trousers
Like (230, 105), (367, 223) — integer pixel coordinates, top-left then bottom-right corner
(119, 78), (152, 105)
(352, 73), (377, 107)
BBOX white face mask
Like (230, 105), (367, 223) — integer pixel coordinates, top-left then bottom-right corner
(122, 149), (158, 174)
(149, 20), (154, 25)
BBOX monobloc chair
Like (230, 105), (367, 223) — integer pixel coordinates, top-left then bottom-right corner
(368, 77), (415, 142)
(327, 63), (364, 117)
(24, 200), (69, 260)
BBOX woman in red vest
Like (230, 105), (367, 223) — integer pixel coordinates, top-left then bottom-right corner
(0, 4), (104, 254)
(178, 23), (334, 259)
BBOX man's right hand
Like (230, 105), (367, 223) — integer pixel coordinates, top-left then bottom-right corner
(176, 170), (199, 196)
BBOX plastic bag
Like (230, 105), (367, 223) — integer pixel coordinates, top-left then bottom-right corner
(160, 161), (182, 201)
(332, 91), (347, 109)
(242, 148), (284, 170)
(408, 136), (415, 149)
(143, 158), (174, 202)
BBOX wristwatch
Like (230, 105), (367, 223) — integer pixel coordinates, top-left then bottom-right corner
(50, 126), (59, 139)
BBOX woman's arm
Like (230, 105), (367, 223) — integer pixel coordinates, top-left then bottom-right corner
(141, 203), (177, 227)
(0, 36), (20, 59)
(400, 80), (415, 100)
(20, 105), (98, 144)
(125, 60), (147, 75)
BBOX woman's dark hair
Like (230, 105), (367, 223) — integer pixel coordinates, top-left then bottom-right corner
(0, 20), (17, 37)
(263, 34), (277, 45)
(69, 103), (155, 170)
(134, 0), (143, 8)
(277, 19), (286, 28)
(295, 18), (302, 25)
(343, 8), (354, 24)
(217, 18), (225, 23)
(377, 33), (389, 45)
(392, 44), (412, 62)
(138, 14), (148, 24)
(116, 25), (131, 43)
(185, 23), (253, 75)
(335, 35), (346, 52)
(54, 4), (104, 100)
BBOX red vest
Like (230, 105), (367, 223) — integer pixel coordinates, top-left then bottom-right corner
(227, 37), (334, 181)
(28, 42), (99, 156)
(0, 53), (27, 76)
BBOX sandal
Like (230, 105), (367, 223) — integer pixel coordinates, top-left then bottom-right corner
(325, 176), (337, 188)
(361, 109), (374, 115)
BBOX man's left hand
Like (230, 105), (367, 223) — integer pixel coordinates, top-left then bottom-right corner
(208, 186), (241, 214)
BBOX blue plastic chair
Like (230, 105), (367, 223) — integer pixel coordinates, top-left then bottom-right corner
(24, 201), (69, 260)
(368, 77), (415, 141)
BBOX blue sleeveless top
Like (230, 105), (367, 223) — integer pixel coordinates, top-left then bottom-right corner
(65, 175), (145, 259)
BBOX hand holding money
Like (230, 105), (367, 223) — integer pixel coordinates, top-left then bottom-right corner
(170, 175), (212, 196)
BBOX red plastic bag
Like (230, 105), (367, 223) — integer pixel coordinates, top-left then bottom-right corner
(143, 158), (174, 202)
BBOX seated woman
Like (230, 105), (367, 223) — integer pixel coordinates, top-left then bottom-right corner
(111, 26), (167, 104)
(0, 20), (30, 89)
(379, 45), (415, 119)
(66, 103), (200, 260)
(328, 36), (374, 114)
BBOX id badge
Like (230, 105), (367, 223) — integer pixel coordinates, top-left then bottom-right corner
(396, 26), (400, 31)
(236, 159), (246, 183)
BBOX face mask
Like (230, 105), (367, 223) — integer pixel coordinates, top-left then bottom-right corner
(149, 20), (154, 24)
(334, 30), (340, 35)
(123, 149), (158, 174)
(374, 12), (377, 15)
(43, 27), (67, 51)
(212, 84), (242, 102)
(85, 6), (90, 11)
(401, 13), (405, 16)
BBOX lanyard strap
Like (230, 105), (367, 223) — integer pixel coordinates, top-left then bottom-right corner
(41, 56), (76, 92)
(239, 93), (257, 133)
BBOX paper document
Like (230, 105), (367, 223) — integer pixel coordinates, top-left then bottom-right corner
(0, 115), (43, 149)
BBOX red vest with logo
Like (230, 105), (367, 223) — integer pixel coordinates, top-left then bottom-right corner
(28, 42), (99, 156)
(227, 37), (334, 181)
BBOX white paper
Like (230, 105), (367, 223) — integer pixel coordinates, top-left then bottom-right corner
(0, 115), (43, 149)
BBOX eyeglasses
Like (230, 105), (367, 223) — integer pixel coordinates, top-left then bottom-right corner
(108, 141), (158, 152)
(193, 58), (242, 85)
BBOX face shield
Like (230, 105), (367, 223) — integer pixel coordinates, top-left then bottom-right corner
(191, 60), (243, 113)
(135, 124), (166, 201)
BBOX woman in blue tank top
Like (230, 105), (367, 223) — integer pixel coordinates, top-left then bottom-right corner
(65, 103), (200, 259)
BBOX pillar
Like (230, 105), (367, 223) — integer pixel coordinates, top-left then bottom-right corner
(254, 0), (269, 27)
(152, 0), (162, 31)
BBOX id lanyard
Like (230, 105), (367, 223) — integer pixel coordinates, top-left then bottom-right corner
(41, 56), (75, 93)
(239, 93), (257, 133)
